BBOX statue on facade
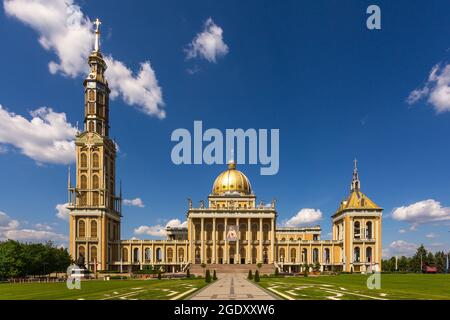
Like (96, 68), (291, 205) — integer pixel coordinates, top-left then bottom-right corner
(187, 198), (193, 209)
(199, 200), (205, 209)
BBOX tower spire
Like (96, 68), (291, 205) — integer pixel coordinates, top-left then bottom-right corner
(351, 158), (360, 191)
(94, 18), (101, 52)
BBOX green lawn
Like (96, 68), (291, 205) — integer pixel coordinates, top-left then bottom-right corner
(258, 274), (450, 300)
(0, 278), (207, 300)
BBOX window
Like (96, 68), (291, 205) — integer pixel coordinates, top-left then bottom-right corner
(167, 248), (174, 263)
(354, 221), (361, 239)
(313, 248), (319, 263)
(90, 246), (97, 262)
(366, 247), (372, 263)
(78, 246), (85, 259)
(92, 175), (99, 189)
(80, 175), (87, 189)
(366, 221), (373, 239)
(80, 153), (87, 167)
(88, 121), (94, 132)
(133, 248), (140, 263)
(324, 248), (330, 264)
(178, 248), (184, 262)
(263, 224), (269, 241)
(279, 248), (285, 262)
(78, 220), (86, 237)
(354, 247), (360, 262)
(122, 248), (128, 262)
(92, 153), (99, 168)
(90, 220), (97, 238)
(290, 248), (296, 263)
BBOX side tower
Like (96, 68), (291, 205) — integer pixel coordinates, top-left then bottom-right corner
(68, 19), (122, 271)
(332, 160), (382, 272)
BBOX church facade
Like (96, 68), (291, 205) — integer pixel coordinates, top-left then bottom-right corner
(68, 21), (382, 274)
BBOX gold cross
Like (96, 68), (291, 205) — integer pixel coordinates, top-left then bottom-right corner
(94, 18), (101, 33)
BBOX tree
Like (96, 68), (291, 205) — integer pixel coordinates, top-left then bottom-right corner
(205, 269), (211, 283)
(247, 270), (253, 280)
(254, 270), (260, 282)
(411, 245), (427, 273)
(434, 251), (446, 273)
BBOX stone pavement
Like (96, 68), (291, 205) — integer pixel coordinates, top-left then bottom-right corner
(189, 273), (278, 300)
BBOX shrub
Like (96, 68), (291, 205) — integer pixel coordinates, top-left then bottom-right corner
(186, 269), (191, 278)
(212, 270), (217, 281)
(157, 271), (162, 280)
(205, 269), (211, 283)
(274, 268), (279, 276)
(257, 263), (262, 269)
(248, 270), (253, 280)
(254, 270), (260, 282)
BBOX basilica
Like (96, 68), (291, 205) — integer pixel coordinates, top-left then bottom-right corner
(68, 20), (382, 275)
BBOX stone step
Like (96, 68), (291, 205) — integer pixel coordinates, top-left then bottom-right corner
(189, 264), (274, 275)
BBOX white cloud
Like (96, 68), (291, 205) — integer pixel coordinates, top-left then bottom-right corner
(0, 211), (67, 243)
(134, 219), (187, 238)
(4, 0), (165, 118)
(382, 240), (418, 258)
(392, 200), (450, 230)
(123, 198), (145, 208)
(185, 18), (229, 63)
(0, 105), (76, 164)
(55, 203), (70, 221)
(426, 232), (439, 239)
(407, 64), (450, 113)
(398, 229), (406, 234)
(282, 208), (323, 227)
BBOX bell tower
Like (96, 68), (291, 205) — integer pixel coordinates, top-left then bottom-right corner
(68, 19), (122, 272)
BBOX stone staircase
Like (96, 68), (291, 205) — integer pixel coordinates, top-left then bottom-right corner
(189, 264), (275, 275)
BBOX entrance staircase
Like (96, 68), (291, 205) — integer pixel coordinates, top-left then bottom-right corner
(189, 264), (274, 275)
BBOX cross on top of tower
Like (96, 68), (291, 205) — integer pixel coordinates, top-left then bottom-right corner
(93, 18), (101, 52)
(351, 158), (361, 191)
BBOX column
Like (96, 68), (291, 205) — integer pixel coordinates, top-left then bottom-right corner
(212, 217), (216, 264)
(259, 218), (263, 263)
(236, 218), (240, 264)
(200, 218), (204, 263)
(247, 218), (251, 264)
(270, 218), (275, 263)
(224, 217), (228, 264)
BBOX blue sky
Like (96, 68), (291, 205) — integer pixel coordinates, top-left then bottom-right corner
(0, 0), (450, 257)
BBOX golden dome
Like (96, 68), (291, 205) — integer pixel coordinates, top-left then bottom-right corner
(212, 161), (253, 196)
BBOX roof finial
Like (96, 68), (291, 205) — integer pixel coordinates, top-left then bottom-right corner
(94, 18), (101, 52)
(351, 158), (360, 191)
(227, 149), (236, 169)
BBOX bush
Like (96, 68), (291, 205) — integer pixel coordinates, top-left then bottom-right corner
(157, 271), (162, 280)
(205, 269), (211, 283)
(303, 264), (309, 277)
(186, 269), (191, 278)
(248, 270), (253, 280)
(212, 270), (217, 281)
(254, 270), (260, 282)
(274, 268), (279, 277)
(109, 276), (127, 280)
(257, 263), (262, 269)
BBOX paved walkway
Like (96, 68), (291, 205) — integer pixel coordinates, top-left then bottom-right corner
(189, 273), (278, 300)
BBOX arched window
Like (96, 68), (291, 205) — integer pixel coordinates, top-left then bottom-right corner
(354, 221), (361, 239)
(80, 175), (87, 189)
(156, 248), (162, 262)
(178, 248), (184, 262)
(122, 248), (128, 262)
(92, 175), (99, 189)
(96, 122), (102, 135)
(302, 248), (308, 263)
(80, 153), (87, 167)
(79, 192), (87, 206)
(133, 248), (140, 263)
(366, 247), (372, 263)
(145, 248), (151, 262)
(251, 224), (258, 241)
(92, 153), (99, 168)
(313, 248), (319, 263)
(92, 192), (99, 206)
(354, 247), (360, 262)
(78, 246), (85, 259)
(206, 224), (212, 241)
(324, 248), (330, 264)
(263, 224), (269, 241)
(251, 247), (257, 264)
(167, 248), (173, 263)
(240, 224), (246, 241)
(195, 224), (201, 241)
(78, 220), (86, 238)
(217, 224), (224, 241)
(366, 221), (373, 239)
(279, 248), (285, 262)
(90, 220), (97, 238)
(290, 248), (296, 263)
(90, 246), (97, 262)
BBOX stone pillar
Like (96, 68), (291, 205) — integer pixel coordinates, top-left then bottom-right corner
(236, 218), (240, 264)
(201, 218), (204, 263)
(270, 218), (275, 263)
(247, 218), (251, 264)
(259, 218), (263, 263)
(212, 217), (216, 264)
(224, 217), (228, 264)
